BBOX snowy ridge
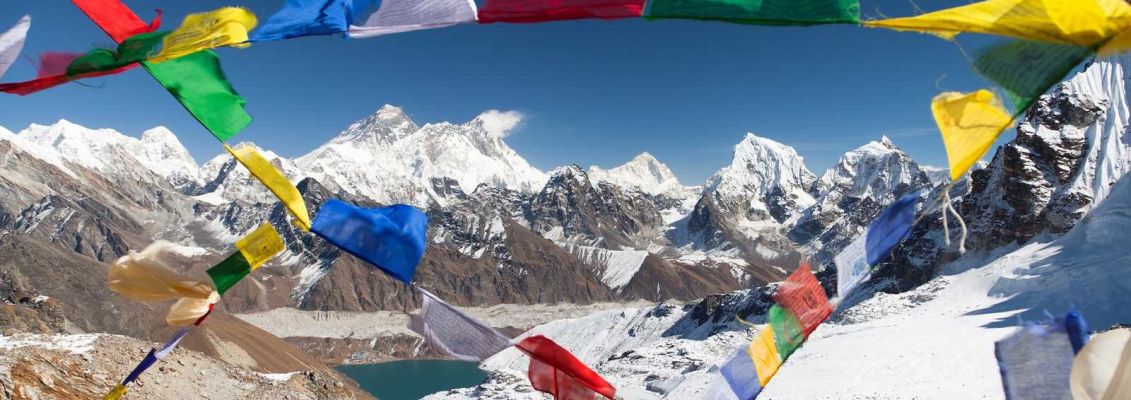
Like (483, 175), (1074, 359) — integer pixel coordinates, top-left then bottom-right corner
(297, 105), (548, 207)
(705, 132), (817, 223)
(562, 244), (650, 291)
(588, 152), (688, 196)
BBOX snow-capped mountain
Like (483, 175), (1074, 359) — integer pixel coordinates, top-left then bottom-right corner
(589, 152), (690, 196)
(297, 105), (548, 207)
(789, 136), (932, 267)
(704, 133), (817, 224)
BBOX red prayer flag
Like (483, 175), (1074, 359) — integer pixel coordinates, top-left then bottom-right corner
(515, 335), (616, 400)
(0, 52), (138, 95)
(70, 0), (160, 44)
(772, 261), (833, 337)
(478, 0), (646, 23)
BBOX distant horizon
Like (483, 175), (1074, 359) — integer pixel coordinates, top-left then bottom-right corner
(2, 0), (997, 183)
(0, 109), (944, 188)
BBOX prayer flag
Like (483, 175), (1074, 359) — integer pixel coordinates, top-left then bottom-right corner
(310, 199), (428, 284)
(719, 346), (762, 400)
(834, 234), (869, 299)
(252, 0), (375, 41)
(931, 90), (1014, 181)
(103, 384), (127, 400)
(66, 31), (167, 76)
(71, 0), (162, 44)
(864, 192), (919, 266)
(0, 52), (140, 95)
(123, 349), (158, 385)
(861, 0), (1131, 49)
(768, 305), (804, 360)
(516, 335), (616, 400)
(750, 327), (782, 387)
(349, 0), (479, 38)
(166, 293), (219, 326)
(995, 321), (1076, 400)
(154, 326), (192, 359)
(1065, 310), (1089, 354)
(235, 222), (286, 270)
(410, 288), (511, 362)
(150, 7), (258, 63)
(973, 39), (1091, 114)
(772, 262), (832, 337)
(645, 0), (859, 26)
(478, 0), (646, 24)
(0, 16), (30, 79)
(108, 241), (215, 301)
(225, 145), (311, 229)
(145, 52), (251, 142)
(207, 252), (252, 295)
(1071, 328), (1131, 400)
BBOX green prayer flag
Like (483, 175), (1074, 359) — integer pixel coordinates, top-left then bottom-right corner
(207, 252), (251, 295)
(66, 31), (167, 76)
(973, 39), (1091, 115)
(645, 0), (860, 26)
(769, 304), (805, 360)
(143, 50), (251, 142)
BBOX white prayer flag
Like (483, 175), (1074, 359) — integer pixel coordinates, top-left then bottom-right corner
(0, 16), (30, 79)
(410, 288), (511, 362)
(348, 0), (477, 38)
(834, 233), (871, 299)
(155, 326), (193, 359)
(995, 323), (1075, 400)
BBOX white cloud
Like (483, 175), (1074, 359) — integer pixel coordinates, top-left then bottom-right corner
(476, 109), (524, 138)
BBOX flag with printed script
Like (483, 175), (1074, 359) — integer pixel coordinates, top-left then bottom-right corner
(768, 304), (804, 360)
(225, 145), (311, 229)
(149, 7), (258, 63)
(834, 191), (920, 298)
(995, 319), (1077, 400)
(772, 262), (832, 337)
(478, 0), (646, 23)
(516, 335), (616, 400)
(645, 0), (859, 26)
(973, 39), (1091, 114)
(410, 288), (511, 362)
(932, 90), (1014, 181)
(107, 241), (220, 326)
(1071, 328), (1131, 400)
(310, 199), (428, 284)
(146, 52), (251, 142)
(252, 0), (375, 41)
(0, 16), (30, 79)
(349, 0), (478, 38)
(862, 0), (1131, 50)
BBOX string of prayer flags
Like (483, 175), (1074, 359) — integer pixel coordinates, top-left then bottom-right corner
(310, 199), (429, 284)
(478, 0), (646, 24)
(973, 39), (1091, 114)
(644, 0), (860, 26)
(252, 0), (375, 42)
(834, 192), (921, 298)
(209, 223), (285, 294)
(225, 145), (311, 230)
(772, 262), (832, 337)
(410, 288), (511, 362)
(146, 52), (251, 142)
(149, 7), (259, 63)
(1071, 328), (1131, 399)
(931, 90), (1015, 181)
(861, 0), (1131, 49)
(0, 16), (30, 79)
(995, 314), (1081, 400)
(515, 335), (617, 400)
(0, 52), (141, 95)
(71, 0), (162, 44)
(348, 0), (479, 38)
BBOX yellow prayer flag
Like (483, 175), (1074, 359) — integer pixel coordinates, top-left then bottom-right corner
(235, 223), (285, 270)
(931, 90), (1014, 181)
(150, 7), (258, 63)
(748, 326), (782, 387)
(1099, 28), (1131, 57)
(863, 0), (1131, 49)
(225, 144), (312, 231)
(103, 384), (128, 400)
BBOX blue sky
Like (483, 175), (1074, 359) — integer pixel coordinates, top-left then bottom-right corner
(0, 0), (999, 183)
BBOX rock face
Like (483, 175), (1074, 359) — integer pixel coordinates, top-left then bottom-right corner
(0, 333), (368, 400)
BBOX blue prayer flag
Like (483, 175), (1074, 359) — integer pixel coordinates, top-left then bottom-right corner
(311, 199), (428, 284)
(123, 349), (158, 385)
(719, 347), (761, 400)
(251, 0), (377, 42)
(864, 192), (920, 265)
(1065, 310), (1089, 354)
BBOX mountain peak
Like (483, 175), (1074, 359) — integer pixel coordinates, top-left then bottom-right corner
(704, 132), (817, 222)
(332, 104), (418, 144)
(588, 152), (685, 196)
(376, 104), (408, 121)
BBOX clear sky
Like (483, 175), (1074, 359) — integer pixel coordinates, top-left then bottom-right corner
(0, 0), (1001, 184)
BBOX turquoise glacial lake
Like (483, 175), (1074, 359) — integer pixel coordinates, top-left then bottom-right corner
(337, 359), (488, 400)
